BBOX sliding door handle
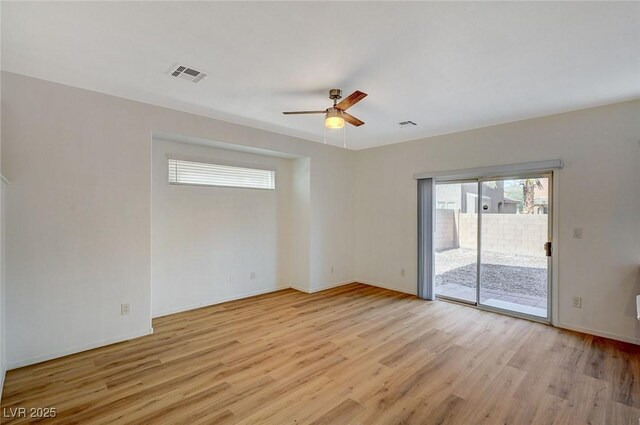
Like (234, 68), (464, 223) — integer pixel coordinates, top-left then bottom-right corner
(544, 242), (552, 257)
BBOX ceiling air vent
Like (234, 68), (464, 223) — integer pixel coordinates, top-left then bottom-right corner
(398, 120), (417, 127)
(169, 65), (207, 83)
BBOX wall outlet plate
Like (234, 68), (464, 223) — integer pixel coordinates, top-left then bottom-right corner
(572, 296), (582, 308)
(573, 228), (583, 239)
(121, 303), (130, 316)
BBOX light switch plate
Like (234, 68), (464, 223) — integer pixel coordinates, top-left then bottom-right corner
(572, 296), (582, 308)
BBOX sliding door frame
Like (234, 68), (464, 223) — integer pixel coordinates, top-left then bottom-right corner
(418, 160), (562, 325)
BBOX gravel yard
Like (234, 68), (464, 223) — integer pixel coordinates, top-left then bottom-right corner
(435, 248), (548, 297)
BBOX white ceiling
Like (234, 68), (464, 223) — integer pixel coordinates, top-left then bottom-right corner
(2, 2), (639, 150)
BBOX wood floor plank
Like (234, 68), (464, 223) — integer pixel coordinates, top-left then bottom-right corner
(2, 283), (638, 424)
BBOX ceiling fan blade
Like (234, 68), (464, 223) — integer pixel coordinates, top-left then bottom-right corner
(343, 112), (364, 127)
(336, 90), (367, 111)
(282, 110), (326, 115)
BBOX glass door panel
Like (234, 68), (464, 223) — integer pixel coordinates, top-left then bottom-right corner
(434, 182), (477, 304)
(478, 176), (550, 319)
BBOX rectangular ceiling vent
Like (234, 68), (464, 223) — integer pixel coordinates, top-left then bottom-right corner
(398, 120), (417, 127)
(170, 65), (207, 83)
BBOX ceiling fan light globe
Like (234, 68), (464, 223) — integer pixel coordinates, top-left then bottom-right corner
(325, 108), (345, 129)
(325, 116), (345, 129)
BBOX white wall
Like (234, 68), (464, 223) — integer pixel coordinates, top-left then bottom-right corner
(0, 180), (5, 394)
(0, 0), (7, 394)
(355, 100), (640, 344)
(288, 158), (311, 291)
(1, 71), (355, 368)
(151, 139), (294, 317)
(309, 148), (356, 292)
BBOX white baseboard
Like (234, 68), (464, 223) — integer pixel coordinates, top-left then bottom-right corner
(153, 286), (290, 318)
(557, 322), (640, 345)
(290, 280), (354, 294)
(289, 284), (311, 293)
(8, 328), (154, 370)
(358, 280), (417, 296)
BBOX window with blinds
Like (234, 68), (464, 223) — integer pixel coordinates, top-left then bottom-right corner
(168, 159), (275, 190)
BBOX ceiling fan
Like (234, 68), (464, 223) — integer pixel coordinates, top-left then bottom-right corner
(283, 89), (367, 129)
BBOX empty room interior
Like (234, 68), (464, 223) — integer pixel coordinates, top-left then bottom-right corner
(0, 1), (639, 424)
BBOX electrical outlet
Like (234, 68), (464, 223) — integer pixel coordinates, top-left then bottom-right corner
(121, 303), (130, 316)
(250, 272), (256, 280)
(401, 268), (405, 277)
(573, 228), (583, 239)
(229, 274), (236, 284)
(331, 266), (334, 274)
(572, 296), (582, 308)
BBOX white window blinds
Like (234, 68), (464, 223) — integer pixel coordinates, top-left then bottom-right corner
(168, 159), (275, 190)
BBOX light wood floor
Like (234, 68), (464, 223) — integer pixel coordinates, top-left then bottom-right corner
(2, 283), (639, 424)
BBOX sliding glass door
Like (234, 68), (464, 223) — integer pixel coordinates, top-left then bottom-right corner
(478, 176), (550, 319)
(434, 181), (478, 304)
(433, 174), (552, 321)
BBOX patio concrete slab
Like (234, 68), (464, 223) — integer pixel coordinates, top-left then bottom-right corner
(436, 282), (547, 317)
(482, 298), (547, 318)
